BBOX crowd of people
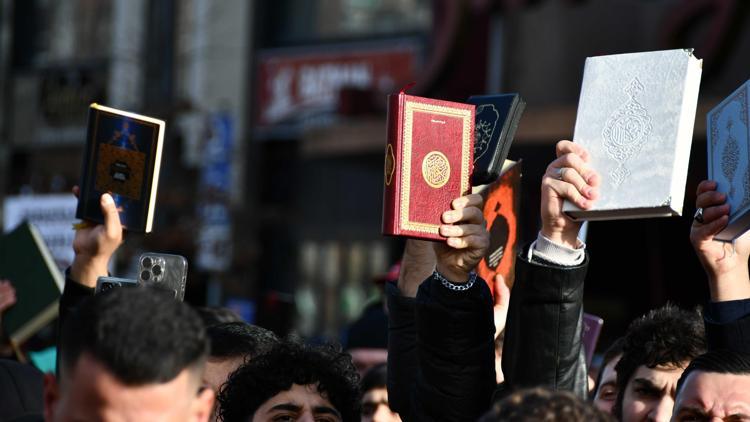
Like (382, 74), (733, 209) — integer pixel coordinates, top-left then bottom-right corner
(2, 139), (750, 421)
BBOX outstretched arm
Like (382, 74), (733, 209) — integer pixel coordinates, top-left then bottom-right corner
(406, 194), (495, 421)
(502, 140), (599, 399)
(690, 180), (750, 353)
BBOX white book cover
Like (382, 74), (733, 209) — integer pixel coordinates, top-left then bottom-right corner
(563, 49), (702, 220)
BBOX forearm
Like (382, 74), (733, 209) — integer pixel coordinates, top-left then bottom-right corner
(69, 255), (110, 289)
(398, 239), (436, 297)
(707, 269), (750, 303)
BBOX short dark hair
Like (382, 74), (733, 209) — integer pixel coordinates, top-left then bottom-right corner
(360, 363), (387, 393)
(60, 286), (209, 385)
(195, 306), (242, 327)
(479, 387), (614, 421)
(676, 350), (750, 394)
(592, 337), (624, 399)
(218, 339), (361, 422)
(613, 304), (705, 418)
(207, 322), (279, 360)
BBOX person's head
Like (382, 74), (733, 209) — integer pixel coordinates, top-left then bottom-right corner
(218, 339), (361, 422)
(195, 306), (243, 327)
(203, 322), (279, 392)
(345, 303), (389, 376)
(45, 286), (214, 422)
(672, 350), (750, 421)
(360, 363), (400, 422)
(593, 337), (625, 415)
(479, 387), (613, 421)
(613, 305), (706, 422)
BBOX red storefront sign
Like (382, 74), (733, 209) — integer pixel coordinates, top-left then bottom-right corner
(255, 44), (419, 130)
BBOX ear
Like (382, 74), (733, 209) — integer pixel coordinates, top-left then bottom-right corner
(43, 373), (60, 421)
(192, 387), (216, 422)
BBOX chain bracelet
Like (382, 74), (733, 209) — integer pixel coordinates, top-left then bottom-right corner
(434, 269), (477, 291)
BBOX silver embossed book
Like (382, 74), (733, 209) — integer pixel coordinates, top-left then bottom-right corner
(563, 49), (702, 221)
(708, 80), (750, 241)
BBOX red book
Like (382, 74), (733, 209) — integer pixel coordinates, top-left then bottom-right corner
(382, 92), (475, 241)
(475, 160), (521, 301)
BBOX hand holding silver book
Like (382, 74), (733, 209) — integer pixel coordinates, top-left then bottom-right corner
(563, 49), (703, 221)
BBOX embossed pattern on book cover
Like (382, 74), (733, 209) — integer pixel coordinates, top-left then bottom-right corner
(708, 81), (750, 225)
(566, 49), (701, 215)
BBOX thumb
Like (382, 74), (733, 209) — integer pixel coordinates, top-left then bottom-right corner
(100, 193), (122, 238)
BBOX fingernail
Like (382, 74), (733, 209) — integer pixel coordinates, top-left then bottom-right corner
(447, 238), (459, 247)
(102, 194), (113, 205)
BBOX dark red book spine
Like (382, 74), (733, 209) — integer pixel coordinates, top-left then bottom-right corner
(382, 93), (403, 236)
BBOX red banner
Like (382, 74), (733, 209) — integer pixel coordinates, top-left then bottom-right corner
(255, 44), (419, 130)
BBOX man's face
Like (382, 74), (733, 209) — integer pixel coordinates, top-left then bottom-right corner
(672, 371), (750, 421)
(361, 387), (401, 422)
(203, 356), (244, 393)
(45, 353), (214, 422)
(252, 384), (341, 422)
(621, 364), (685, 422)
(594, 354), (621, 415)
(348, 348), (388, 376)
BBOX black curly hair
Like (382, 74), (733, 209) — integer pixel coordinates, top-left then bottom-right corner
(613, 304), (706, 418)
(217, 339), (361, 422)
(479, 387), (614, 421)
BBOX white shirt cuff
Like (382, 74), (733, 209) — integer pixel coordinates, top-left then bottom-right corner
(528, 232), (586, 266)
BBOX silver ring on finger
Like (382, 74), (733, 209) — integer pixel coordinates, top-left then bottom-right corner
(693, 207), (704, 224)
(555, 167), (567, 181)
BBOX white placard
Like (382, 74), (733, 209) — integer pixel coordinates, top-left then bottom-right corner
(4, 195), (77, 271)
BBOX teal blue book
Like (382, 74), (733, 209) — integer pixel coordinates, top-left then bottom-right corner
(708, 80), (750, 241)
(76, 104), (165, 233)
(0, 222), (63, 345)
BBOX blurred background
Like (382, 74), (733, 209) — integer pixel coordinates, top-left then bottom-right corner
(1, 0), (750, 349)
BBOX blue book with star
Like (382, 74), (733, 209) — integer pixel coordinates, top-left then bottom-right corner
(76, 104), (165, 233)
(708, 80), (750, 241)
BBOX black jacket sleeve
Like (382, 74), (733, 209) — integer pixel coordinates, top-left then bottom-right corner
(386, 281), (419, 417)
(500, 249), (589, 400)
(411, 274), (496, 421)
(387, 275), (496, 422)
(56, 270), (95, 375)
(704, 299), (750, 354)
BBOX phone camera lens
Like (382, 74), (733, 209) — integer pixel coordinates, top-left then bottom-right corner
(152, 265), (162, 276)
(142, 257), (152, 268)
(141, 270), (151, 281)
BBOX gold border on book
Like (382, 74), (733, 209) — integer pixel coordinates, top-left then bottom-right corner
(85, 105), (161, 231)
(399, 101), (472, 234)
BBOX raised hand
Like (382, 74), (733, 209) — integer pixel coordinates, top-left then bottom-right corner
(433, 193), (489, 283)
(690, 180), (750, 301)
(540, 140), (600, 248)
(70, 186), (124, 287)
